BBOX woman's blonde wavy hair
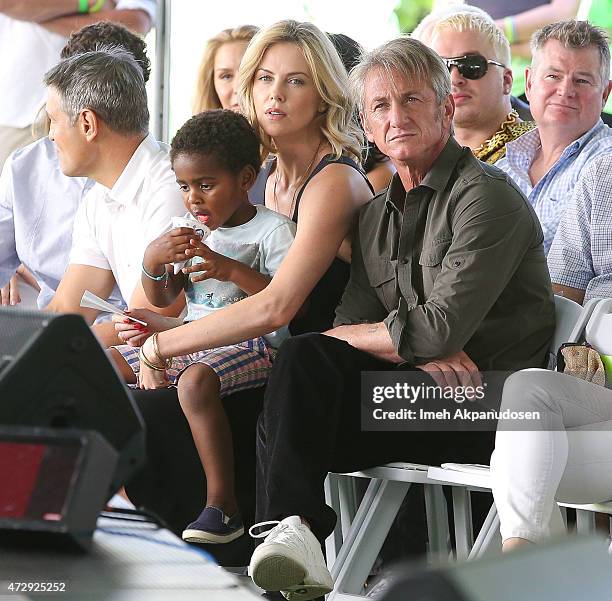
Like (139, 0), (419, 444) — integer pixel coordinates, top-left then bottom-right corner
(237, 19), (363, 163)
(193, 25), (259, 114)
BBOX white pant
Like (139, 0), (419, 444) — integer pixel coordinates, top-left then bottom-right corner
(491, 369), (612, 542)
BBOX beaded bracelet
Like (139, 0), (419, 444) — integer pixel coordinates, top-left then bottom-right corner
(142, 262), (168, 282)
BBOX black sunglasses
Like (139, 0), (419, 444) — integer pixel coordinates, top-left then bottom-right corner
(442, 54), (506, 80)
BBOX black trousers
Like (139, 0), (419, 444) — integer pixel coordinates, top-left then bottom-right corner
(125, 386), (263, 565)
(255, 333), (495, 543)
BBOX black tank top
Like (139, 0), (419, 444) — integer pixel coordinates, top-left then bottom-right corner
(288, 154), (373, 335)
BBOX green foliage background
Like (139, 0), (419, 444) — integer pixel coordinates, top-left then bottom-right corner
(394, 0), (434, 33)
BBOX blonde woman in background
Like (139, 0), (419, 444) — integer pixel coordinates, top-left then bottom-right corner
(193, 25), (259, 113)
(192, 25), (266, 204)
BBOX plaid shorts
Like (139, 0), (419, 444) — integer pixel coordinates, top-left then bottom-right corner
(113, 337), (275, 397)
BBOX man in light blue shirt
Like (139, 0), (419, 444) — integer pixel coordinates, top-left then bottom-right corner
(0, 137), (94, 309)
(496, 20), (612, 254)
(548, 153), (612, 304)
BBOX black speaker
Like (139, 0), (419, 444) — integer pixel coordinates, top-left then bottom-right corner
(0, 426), (118, 550)
(0, 308), (145, 496)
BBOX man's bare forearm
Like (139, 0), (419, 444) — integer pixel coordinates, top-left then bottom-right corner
(324, 322), (404, 363)
(0, 0), (82, 22)
(552, 283), (586, 305)
(42, 8), (151, 36)
(45, 296), (100, 324)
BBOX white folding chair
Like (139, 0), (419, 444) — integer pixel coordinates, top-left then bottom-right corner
(326, 464), (450, 601)
(564, 297), (612, 532)
(325, 467), (449, 568)
(427, 461), (612, 556)
(426, 463), (497, 559)
(585, 297), (612, 356)
(550, 295), (599, 364)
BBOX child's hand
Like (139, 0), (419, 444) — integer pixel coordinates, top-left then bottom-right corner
(144, 227), (199, 269)
(183, 239), (237, 283)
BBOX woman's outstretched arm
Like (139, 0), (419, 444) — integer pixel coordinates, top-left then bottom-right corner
(136, 164), (371, 360)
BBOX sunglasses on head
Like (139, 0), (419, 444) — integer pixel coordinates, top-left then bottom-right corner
(442, 54), (506, 80)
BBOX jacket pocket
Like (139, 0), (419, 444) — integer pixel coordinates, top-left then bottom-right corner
(419, 240), (452, 295)
(419, 239), (451, 267)
(365, 258), (397, 308)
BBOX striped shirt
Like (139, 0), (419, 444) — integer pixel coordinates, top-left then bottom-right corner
(496, 120), (612, 254)
(548, 153), (612, 302)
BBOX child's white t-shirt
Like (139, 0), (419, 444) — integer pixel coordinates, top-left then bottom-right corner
(184, 205), (296, 348)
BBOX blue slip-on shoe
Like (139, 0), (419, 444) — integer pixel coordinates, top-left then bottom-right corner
(182, 506), (244, 544)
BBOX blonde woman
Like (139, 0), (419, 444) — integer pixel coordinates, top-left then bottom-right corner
(193, 25), (258, 113)
(118, 19), (372, 356)
(115, 18), (373, 557)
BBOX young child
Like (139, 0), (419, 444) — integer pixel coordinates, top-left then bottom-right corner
(109, 110), (295, 544)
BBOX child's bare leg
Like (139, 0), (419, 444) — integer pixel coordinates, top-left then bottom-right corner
(107, 348), (137, 385)
(177, 363), (237, 515)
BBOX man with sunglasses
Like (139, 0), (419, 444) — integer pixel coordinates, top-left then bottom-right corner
(496, 20), (612, 255)
(416, 8), (535, 164)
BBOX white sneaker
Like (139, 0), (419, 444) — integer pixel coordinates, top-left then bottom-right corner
(248, 516), (333, 600)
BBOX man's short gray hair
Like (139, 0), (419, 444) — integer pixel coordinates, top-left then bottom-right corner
(350, 36), (451, 113)
(531, 20), (610, 87)
(44, 47), (149, 134)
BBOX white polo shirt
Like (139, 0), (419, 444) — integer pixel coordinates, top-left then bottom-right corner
(69, 133), (185, 304)
(0, 0), (157, 128)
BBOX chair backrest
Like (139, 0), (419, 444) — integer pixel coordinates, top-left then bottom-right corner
(551, 295), (586, 354)
(585, 298), (612, 354)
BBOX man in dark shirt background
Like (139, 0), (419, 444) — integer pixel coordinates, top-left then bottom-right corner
(247, 37), (555, 600)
